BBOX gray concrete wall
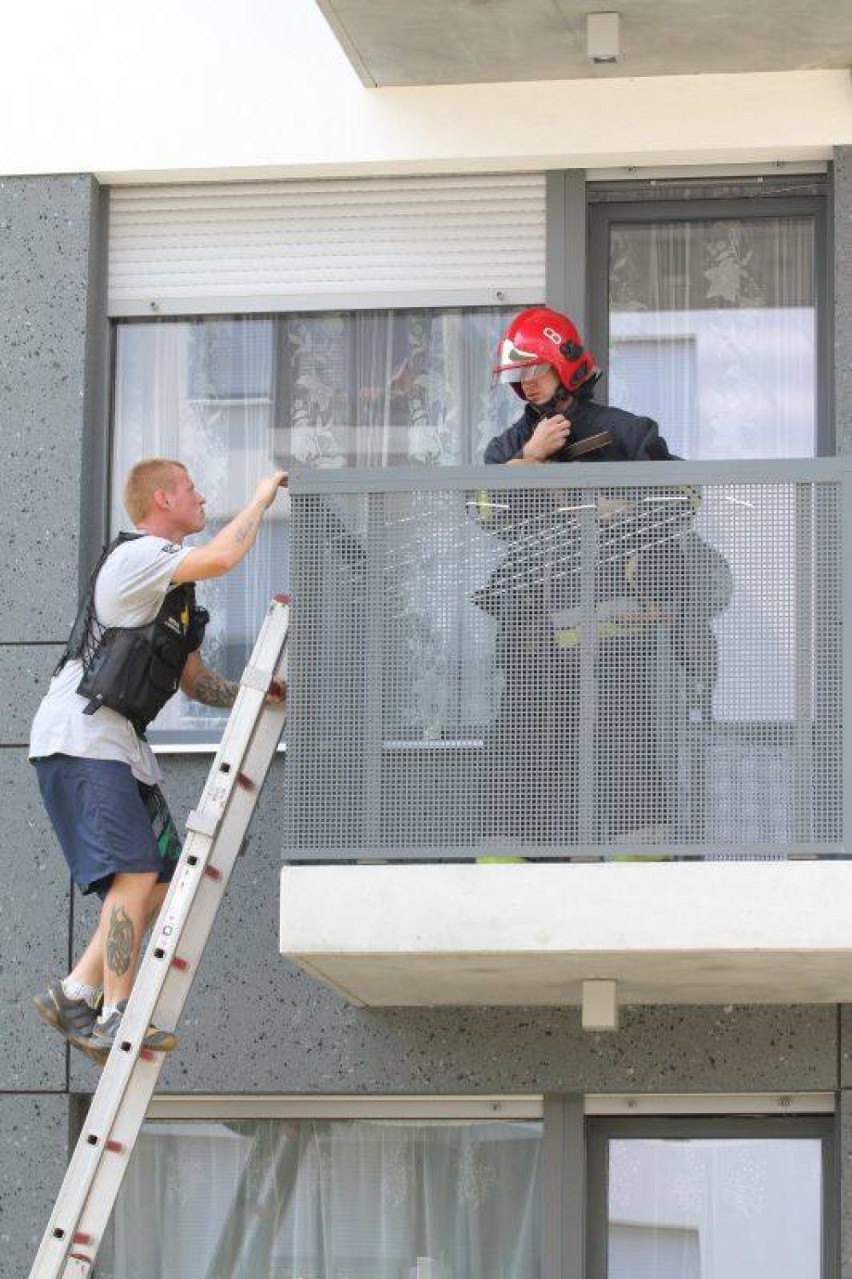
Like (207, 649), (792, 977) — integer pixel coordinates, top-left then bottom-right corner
(1, 174), (105, 1092)
(0, 173), (106, 1269)
(0, 1094), (72, 1276)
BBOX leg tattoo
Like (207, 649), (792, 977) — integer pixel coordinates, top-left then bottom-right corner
(106, 906), (134, 976)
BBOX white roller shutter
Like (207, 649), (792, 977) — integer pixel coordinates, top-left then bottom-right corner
(108, 174), (546, 316)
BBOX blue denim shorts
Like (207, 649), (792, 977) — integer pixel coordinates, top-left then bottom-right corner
(33, 755), (182, 900)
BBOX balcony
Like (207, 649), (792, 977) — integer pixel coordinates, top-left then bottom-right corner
(279, 459), (852, 1011)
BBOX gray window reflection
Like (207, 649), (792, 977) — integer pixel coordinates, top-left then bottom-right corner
(607, 1138), (822, 1279)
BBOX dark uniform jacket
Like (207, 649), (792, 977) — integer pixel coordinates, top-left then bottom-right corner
(484, 396), (672, 465)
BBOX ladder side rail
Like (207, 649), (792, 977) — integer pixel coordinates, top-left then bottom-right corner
(30, 601), (289, 1279)
(187, 602), (292, 829)
(153, 677), (288, 1030)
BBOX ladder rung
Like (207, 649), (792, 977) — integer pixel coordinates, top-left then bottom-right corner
(241, 663), (273, 693)
(186, 808), (219, 839)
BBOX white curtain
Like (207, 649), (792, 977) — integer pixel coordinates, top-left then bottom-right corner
(101, 1118), (542, 1279)
(606, 214), (819, 730)
(607, 215), (816, 460)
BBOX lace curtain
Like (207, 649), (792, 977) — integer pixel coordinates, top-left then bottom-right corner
(604, 215), (819, 726)
(100, 1117), (543, 1279)
(606, 215), (816, 459)
(112, 308), (520, 742)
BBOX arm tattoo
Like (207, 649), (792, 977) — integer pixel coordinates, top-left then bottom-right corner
(106, 905), (134, 977)
(192, 668), (239, 708)
(232, 514), (260, 548)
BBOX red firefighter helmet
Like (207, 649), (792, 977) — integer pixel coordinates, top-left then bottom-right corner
(493, 306), (598, 399)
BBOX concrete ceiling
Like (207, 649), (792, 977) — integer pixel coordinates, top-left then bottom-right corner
(316, 0), (852, 87)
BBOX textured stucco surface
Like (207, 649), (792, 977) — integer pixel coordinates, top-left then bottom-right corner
(0, 1093), (69, 1275)
(0, 175), (97, 643)
(0, 642), (64, 746)
(1, 748), (71, 1090)
(836, 147), (852, 457)
(842, 1088), (852, 1279)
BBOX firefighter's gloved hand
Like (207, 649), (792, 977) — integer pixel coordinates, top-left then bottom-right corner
(521, 414), (572, 461)
(267, 678), (287, 705)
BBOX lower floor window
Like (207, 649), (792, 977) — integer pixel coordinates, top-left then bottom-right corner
(96, 1106), (833, 1278)
(589, 1118), (831, 1279)
(99, 1116), (543, 1278)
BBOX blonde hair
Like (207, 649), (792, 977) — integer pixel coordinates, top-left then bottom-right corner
(123, 458), (187, 524)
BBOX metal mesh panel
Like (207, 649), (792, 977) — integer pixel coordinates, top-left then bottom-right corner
(284, 465), (844, 860)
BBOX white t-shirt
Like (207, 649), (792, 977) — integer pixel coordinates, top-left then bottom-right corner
(29, 535), (195, 784)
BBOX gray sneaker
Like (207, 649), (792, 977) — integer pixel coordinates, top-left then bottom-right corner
(83, 1000), (177, 1066)
(33, 980), (100, 1045)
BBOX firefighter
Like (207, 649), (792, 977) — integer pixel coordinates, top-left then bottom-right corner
(480, 307), (686, 847)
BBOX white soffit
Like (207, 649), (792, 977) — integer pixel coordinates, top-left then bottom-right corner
(280, 862), (852, 1008)
(108, 174), (546, 317)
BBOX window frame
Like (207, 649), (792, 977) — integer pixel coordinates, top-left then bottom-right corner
(586, 191), (832, 457)
(586, 1113), (838, 1279)
(76, 1093), (836, 1278)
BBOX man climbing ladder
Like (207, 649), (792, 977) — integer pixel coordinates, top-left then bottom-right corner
(30, 459), (287, 1062)
(30, 593), (291, 1278)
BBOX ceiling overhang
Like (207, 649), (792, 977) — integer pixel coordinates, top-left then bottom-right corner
(315, 0), (852, 88)
(281, 861), (852, 1009)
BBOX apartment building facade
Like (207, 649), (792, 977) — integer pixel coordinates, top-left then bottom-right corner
(3, 1), (852, 1274)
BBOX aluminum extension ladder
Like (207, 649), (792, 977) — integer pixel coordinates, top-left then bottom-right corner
(29, 596), (291, 1278)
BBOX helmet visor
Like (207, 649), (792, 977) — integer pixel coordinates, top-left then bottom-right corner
(497, 362), (553, 385)
(492, 337), (553, 386)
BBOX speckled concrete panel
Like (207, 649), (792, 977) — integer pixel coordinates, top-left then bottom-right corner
(0, 642), (64, 746)
(841, 1089), (852, 1279)
(838, 1006), (852, 1089)
(0, 748), (71, 1090)
(0, 174), (96, 642)
(0, 1092), (69, 1274)
(66, 757), (839, 1093)
(835, 148), (852, 458)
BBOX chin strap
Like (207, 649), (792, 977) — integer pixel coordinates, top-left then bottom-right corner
(527, 386), (575, 421)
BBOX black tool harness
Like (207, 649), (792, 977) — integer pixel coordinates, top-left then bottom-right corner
(55, 533), (209, 736)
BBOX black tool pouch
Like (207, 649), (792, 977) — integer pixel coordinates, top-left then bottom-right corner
(77, 621), (186, 734)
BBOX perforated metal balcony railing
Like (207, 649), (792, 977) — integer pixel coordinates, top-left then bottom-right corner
(282, 460), (848, 861)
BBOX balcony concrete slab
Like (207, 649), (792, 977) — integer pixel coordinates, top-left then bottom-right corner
(281, 862), (852, 1008)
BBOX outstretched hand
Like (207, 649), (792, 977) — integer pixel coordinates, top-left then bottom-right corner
(255, 470), (289, 509)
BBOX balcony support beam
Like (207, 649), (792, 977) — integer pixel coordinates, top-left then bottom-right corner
(582, 979), (619, 1031)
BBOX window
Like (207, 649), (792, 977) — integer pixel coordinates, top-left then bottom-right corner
(111, 307), (522, 744)
(98, 1113), (543, 1278)
(588, 193), (827, 459)
(588, 189), (829, 740)
(587, 1117), (834, 1279)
